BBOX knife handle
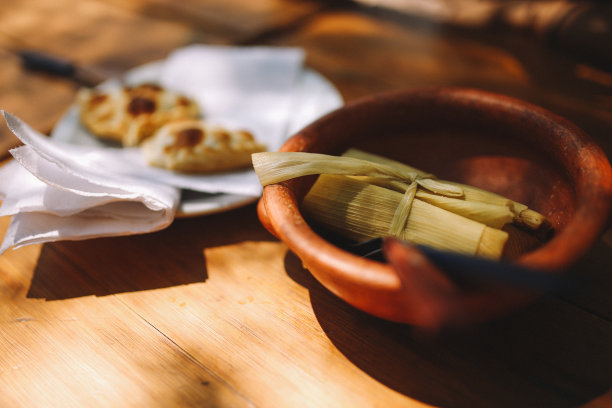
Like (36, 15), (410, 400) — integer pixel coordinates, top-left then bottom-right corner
(18, 50), (76, 77)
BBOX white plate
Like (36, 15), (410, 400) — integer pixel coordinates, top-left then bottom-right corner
(51, 61), (343, 217)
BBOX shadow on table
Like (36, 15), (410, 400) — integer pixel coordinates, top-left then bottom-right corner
(27, 203), (274, 300)
(284, 250), (612, 408)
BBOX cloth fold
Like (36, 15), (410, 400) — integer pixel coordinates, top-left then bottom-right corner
(0, 45), (340, 254)
(0, 112), (179, 253)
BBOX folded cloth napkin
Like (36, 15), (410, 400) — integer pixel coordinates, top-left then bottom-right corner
(0, 45), (335, 254)
(0, 112), (179, 253)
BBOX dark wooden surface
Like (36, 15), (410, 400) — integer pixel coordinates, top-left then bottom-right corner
(1, 1), (611, 407)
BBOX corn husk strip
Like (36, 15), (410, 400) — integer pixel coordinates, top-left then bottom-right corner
(343, 149), (547, 230)
(302, 175), (508, 258)
(389, 182), (418, 237)
(252, 152), (464, 197)
(351, 176), (515, 228)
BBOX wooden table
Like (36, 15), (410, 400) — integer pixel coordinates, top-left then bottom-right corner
(1, 1), (612, 406)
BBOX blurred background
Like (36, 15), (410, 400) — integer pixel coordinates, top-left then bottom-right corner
(0, 0), (610, 162)
(1, 0), (610, 155)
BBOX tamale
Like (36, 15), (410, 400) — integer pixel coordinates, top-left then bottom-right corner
(251, 149), (549, 259)
(302, 175), (508, 259)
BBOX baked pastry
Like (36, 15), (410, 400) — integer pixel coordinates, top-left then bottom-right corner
(77, 83), (200, 146)
(143, 119), (267, 173)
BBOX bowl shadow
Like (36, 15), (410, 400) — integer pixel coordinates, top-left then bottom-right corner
(284, 249), (612, 407)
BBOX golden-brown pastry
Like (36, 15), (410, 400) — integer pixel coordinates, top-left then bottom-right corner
(142, 119), (266, 173)
(77, 83), (200, 146)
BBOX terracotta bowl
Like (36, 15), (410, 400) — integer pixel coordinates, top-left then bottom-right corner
(257, 87), (612, 328)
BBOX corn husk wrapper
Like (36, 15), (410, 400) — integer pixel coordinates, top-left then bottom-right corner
(252, 150), (534, 230)
(301, 174), (508, 258)
(343, 149), (547, 230)
(252, 151), (532, 258)
(252, 150), (550, 259)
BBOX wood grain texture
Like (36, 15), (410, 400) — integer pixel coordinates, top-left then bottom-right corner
(0, 0), (215, 74)
(1, 1), (612, 407)
(268, 9), (612, 157)
(0, 297), (253, 407)
(0, 46), (75, 153)
(0, 217), (251, 407)
(99, 0), (324, 43)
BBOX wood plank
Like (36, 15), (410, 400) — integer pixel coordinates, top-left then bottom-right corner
(0, 218), (253, 407)
(267, 9), (535, 101)
(0, 298), (257, 406)
(0, 0), (220, 74)
(10, 207), (424, 407)
(100, 0), (324, 43)
(117, 241), (418, 408)
(123, 267), (612, 407)
(0, 297), (253, 407)
(18, 205), (612, 407)
(268, 9), (612, 156)
(0, 216), (45, 300)
(0, 48), (76, 154)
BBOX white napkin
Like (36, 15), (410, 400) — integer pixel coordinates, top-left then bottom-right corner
(0, 45), (342, 253)
(0, 112), (179, 253)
